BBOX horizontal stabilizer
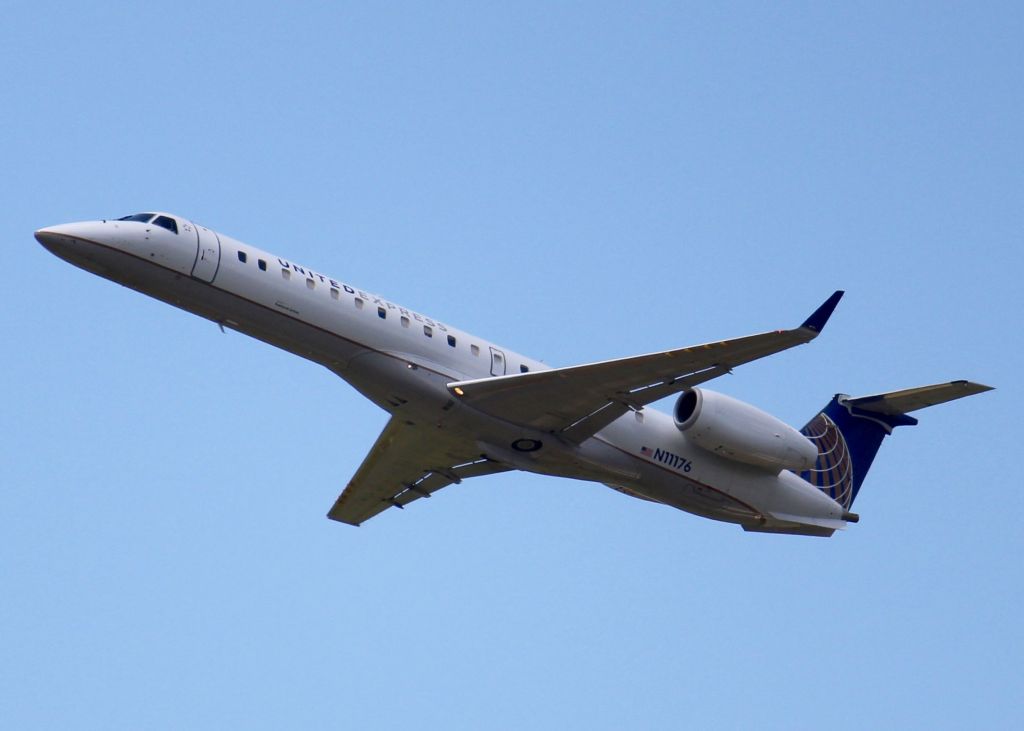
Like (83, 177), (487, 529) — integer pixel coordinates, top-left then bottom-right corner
(846, 380), (993, 416)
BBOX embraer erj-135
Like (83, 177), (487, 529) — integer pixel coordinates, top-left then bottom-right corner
(36, 212), (992, 537)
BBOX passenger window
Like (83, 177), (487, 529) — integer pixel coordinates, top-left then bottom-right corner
(282, 268), (291, 280)
(447, 335), (456, 347)
(237, 251), (247, 263)
(152, 215), (178, 234)
(471, 344), (480, 356)
(306, 278), (315, 289)
(258, 259), (267, 271)
(378, 307), (386, 319)
(400, 316), (410, 328)
(424, 325), (433, 337)
(520, 364), (529, 373)
(330, 288), (340, 300)
(354, 297), (364, 309)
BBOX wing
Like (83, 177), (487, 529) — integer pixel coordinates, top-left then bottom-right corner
(448, 291), (844, 443)
(327, 417), (510, 526)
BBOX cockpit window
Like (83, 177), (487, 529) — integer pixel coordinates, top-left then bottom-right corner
(152, 215), (178, 234)
(117, 213), (156, 223)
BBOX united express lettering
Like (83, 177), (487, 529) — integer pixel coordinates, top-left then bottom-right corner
(277, 258), (448, 331)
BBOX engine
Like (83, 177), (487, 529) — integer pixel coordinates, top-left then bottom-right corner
(673, 388), (818, 472)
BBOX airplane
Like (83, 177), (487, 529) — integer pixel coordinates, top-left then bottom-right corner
(35, 212), (992, 537)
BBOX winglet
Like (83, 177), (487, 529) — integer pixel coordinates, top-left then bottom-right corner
(800, 290), (844, 333)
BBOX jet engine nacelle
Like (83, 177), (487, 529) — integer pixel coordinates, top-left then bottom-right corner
(673, 388), (818, 472)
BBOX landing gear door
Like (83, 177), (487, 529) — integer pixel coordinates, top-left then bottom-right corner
(191, 224), (221, 282)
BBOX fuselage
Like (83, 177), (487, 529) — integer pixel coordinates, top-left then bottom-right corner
(36, 212), (847, 534)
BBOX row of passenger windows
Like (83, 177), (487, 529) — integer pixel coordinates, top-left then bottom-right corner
(237, 250), (267, 270)
(235, 248), (530, 372)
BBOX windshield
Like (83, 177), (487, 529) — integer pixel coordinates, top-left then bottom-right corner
(116, 212), (178, 234)
(151, 215), (178, 234)
(117, 213), (156, 223)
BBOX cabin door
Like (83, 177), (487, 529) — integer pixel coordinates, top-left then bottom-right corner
(191, 224), (221, 282)
(489, 347), (506, 376)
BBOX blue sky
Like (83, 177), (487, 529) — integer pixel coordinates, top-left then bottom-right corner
(2, 2), (1020, 728)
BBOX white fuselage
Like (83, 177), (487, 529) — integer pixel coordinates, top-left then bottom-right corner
(36, 214), (846, 533)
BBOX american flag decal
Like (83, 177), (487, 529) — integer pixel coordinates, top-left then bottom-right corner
(640, 446), (652, 456)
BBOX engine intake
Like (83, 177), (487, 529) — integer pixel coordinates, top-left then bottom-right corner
(673, 388), (818, 472)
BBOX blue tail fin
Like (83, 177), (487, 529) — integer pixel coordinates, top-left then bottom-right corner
(796, 381), (992, 509)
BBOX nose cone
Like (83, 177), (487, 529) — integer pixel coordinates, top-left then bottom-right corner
(35, 223), (83, 254)
(35, 221), (123, 274)
(36, 220), (123, 254)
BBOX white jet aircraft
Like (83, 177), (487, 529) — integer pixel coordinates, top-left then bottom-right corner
(36, 212), (992, 536)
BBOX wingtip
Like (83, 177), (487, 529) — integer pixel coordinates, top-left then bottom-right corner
(951, 380), (995, 395)
(800, 290), (844, 333)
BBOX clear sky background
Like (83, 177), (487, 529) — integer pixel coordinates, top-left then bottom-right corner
(2, 2), (1020, 729)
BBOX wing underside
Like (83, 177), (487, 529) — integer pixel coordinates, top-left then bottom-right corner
(327, 417), (510, 526)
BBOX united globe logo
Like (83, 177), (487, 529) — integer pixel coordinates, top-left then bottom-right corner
(798, 413), (854, 509)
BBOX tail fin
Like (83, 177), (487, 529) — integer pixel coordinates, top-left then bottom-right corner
(797, 381), (993, 509)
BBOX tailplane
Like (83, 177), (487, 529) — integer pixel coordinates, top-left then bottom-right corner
(797, 381), (992, 509)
